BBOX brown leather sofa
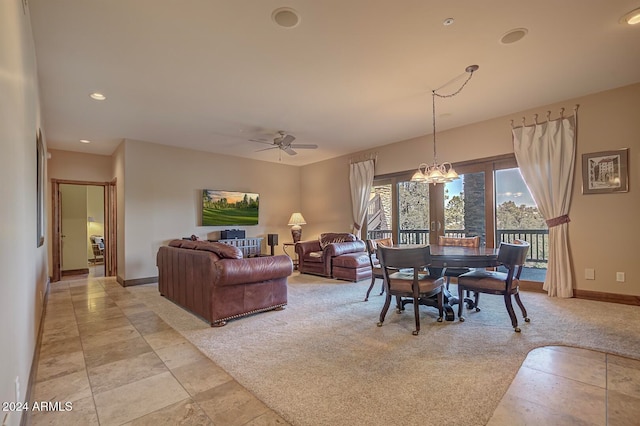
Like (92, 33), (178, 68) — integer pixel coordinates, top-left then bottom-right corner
(295, 232), (369, 281)
(157, 239), (293, 326)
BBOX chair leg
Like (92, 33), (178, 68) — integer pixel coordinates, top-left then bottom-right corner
(474, 291), (480, 312)
(437, 291), (444, 322)
(504, 294), (520, 332)
(364, 276), (376, 301)
(514, 292), (530, 322)
(412, 297), (420, 335)
(457, 286), (465, 321)
(445, 276), (451, 290)
(377, 294), (392, 327)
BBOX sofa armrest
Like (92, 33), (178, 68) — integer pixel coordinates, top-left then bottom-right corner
(214, 255), (293, 286)
(323, 240), (366, 258)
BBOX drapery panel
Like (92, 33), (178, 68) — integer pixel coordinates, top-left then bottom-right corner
(512, 113), (576, 298)
(349, 159), (375, 239)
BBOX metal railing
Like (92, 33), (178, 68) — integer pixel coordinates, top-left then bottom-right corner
(367, 228), (549, 264)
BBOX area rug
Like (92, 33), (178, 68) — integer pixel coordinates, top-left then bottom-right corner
(133, 273), (640, 426)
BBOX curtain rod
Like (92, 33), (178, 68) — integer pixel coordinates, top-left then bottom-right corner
(511, 104), (579, 129)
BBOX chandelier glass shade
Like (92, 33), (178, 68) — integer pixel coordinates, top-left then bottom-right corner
(411, 65), (479, 184)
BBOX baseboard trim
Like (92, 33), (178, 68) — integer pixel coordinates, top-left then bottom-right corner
(117, 276), (158, 287)
(22, 278), (50, 426)
(61, 268), (89, 276)
(520, 281), (640, 306)
(573, 289), (640, 306)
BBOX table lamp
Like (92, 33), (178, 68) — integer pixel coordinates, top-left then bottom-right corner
(287, 212), (306, 243)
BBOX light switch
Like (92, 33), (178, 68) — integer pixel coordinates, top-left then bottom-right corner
(585, 268), (595, 280)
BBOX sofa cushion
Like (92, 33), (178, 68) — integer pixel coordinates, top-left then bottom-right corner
(168, 239), (242, 259)
(195, 241), (243, 259)
(318, 233), (356, 250)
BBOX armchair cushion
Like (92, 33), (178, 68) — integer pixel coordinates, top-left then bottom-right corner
(319, 232), (357, 249)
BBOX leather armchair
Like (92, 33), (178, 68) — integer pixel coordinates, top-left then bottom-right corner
(295, 233), (366, 278)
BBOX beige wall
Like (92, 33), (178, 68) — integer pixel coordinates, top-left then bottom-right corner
(120, 139), (302, 281)
(300, 83), (640, 296)
(0, 2), (48, 425)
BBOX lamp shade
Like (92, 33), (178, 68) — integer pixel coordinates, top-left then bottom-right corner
(288, 212), (306, 226)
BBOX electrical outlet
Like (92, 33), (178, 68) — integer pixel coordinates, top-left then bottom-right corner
(585, 268), (595, 280)
(616, 272), (626, 283)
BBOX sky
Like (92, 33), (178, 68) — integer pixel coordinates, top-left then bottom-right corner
(445, 167), (537, 207)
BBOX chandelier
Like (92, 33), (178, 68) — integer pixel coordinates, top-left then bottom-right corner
(411, 64), (479, 184)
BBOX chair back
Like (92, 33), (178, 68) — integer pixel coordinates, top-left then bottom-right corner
(377, 245), (431, 271)
(366, 237), (393, 267)
(438, 235), (480, 247)
(497, 240), (530, 279)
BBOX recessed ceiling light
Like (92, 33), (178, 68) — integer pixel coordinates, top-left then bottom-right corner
(500, 28), (528, 45)
(80, 139), (91, 144)
(620, 7), (640, 25)
(272, 7), (300, 28)
(90, 92), (106, 101)
(443, 18), (454, 26)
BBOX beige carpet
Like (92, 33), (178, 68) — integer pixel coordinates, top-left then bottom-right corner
(133, 273), (640, 426)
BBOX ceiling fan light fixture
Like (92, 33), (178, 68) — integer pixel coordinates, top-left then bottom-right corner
(89, 92), (106, 101)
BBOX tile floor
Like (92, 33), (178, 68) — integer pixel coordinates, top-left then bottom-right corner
(27, 271), (640, 425)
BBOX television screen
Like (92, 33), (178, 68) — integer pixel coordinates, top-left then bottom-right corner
(202, 190), (259, 226)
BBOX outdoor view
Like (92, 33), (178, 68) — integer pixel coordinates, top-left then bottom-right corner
(367, 167), (548, 279)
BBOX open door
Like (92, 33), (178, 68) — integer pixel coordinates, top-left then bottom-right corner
(52, 179), (117, 282)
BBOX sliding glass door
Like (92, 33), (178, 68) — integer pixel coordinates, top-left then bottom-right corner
(365, 154), (547, 282)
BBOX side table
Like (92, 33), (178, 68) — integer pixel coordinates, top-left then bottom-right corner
(282, 242), (298, 270)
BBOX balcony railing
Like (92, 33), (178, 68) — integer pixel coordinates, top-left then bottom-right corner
(366, 228), (549, 264)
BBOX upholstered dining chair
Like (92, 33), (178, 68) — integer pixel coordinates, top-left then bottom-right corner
(376, 245), (444, 335)
(456, 240), (530, 332)
(364, 237), (393, 301)
(438, 235), (480, 290)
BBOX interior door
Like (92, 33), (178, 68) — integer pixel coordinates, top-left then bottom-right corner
(60, 184), (88, 272)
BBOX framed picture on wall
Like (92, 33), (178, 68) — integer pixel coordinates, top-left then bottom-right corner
(582, 148), (629, 194)
(36, 129), (45, 247)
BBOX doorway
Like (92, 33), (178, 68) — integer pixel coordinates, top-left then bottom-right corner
(52, 179), (117, 282)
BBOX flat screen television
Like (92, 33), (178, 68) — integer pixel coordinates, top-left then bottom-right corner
(201, 189), (259, 226)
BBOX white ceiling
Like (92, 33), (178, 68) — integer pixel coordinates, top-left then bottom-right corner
(29, 0), (640, 166)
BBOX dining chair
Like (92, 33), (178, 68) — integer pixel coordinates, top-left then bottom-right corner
(456, 240), (530, 332)
(438, 235), (480, 290)
(364, 237), (393, 301)
(376, 245), (444, 335)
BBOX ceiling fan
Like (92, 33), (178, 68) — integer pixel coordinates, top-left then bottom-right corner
(250, 131), (318, 156)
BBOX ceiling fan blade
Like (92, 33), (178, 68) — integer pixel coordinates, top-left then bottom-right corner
(283, 147), (298, 156)
(255, 146), (279, 152)
(249, 139), (274, 145)
(280, 134), (296, 145)
(290, 144), (318, 149)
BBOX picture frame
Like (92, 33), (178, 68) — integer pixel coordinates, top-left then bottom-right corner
(581, 148), (629, 194)
(36, 129), (45, 247)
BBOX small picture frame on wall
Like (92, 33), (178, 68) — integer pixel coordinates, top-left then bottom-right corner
(582, 148), (629, 194)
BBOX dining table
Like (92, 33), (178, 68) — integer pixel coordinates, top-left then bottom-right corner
(397, 244), (500, 321)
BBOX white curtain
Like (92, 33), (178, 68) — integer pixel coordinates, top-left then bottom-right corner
(512, 114), (576, 297)
(349, 159), (375, 239)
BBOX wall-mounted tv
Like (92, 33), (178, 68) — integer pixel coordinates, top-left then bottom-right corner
(201, 190), (259, 226)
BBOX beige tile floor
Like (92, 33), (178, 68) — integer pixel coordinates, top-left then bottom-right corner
(27, 271), (640, 425)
